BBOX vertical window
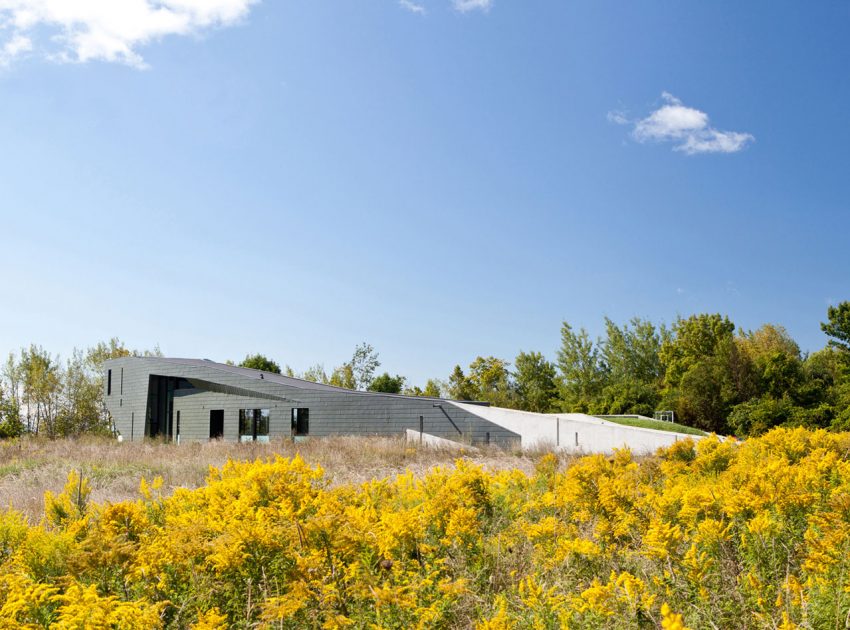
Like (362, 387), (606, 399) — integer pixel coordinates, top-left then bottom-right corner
(210, 410), (224, 440)
(239, 409), (252, 442)
(176, 411), (181, 445)
(239, 409), (270, 442)
(120, 368), (124, 395)
(291, 408), (309, 436)
(256, 409), (270, 443)
(107, 369), (112, 396)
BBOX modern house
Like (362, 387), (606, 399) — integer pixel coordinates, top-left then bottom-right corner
(103, 357), (520, 446)
(103, 357), (704, 453)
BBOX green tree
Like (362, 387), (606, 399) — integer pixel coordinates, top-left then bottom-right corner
(329, 364), (356, 389)
(349, 343), (380, 390)
(595, 381), (661, 417)
(738, 324), (803, 398)
(19, 345), (63, 437)
(85, 338), (132, 372)
(602, 317), (666, 386)
(829, 381), (850, 431)
(514, 351), (556, 412)
(368, 373), (406, 394)
(822, 301), (850, 353)
(673, 339), (747, 433)
(447, 365), (478, 401)
(302, 364), (329, 384)
(239, 354), (282, 374)
(556, 323), (606, 412)
(593, 317), (667, 415)
(405, 379), (443, 398)
(328, 343), (380, 391)
(56, 349), (111, 437)
(0, 387), (22, 438)
(659, 314), (752, 432)
(423, 379), (442, 398)
(728, 396), (795, 437)
(660, 314), (736, 388)
(2, 352), (21, 411)
(467, 356), (516, 408)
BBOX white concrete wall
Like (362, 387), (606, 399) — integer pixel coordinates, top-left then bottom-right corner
(404, 429), (477, 451)
(448, 402), (702, 454)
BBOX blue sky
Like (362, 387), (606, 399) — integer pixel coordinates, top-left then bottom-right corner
(0, 0), (848, 385)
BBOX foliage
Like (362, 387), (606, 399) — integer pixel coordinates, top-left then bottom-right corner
(301, 364), (329, 384)
(467, 356), (517, 408)
(557, 323), (606, 412)
(329, 363), (356, 390)
(0, 389), (22, 439)
(821, 301), (850, 353)
(447, 365), (478, 401)
(349, 342), (381, 390)
(368, 372), (406, 394)
(329, 343), (381, 391)
(238, 354), (282, 374)
(514, 351), (557, 412)
(602, 317), (667, 386)
(0, 338), (160, 439)
(595, 381), (661, 417)
(5, 429), (850, 627)
(4, 301), (850, 440)
(422, 379), (442, 398)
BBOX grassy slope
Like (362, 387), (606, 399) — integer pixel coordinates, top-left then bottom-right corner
(596, 415), (708, 436)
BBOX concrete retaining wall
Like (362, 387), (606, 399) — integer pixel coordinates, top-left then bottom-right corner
(449, 402), (702, 454)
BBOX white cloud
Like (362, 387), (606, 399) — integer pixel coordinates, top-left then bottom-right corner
(610, 92), (754, 155)
(453, 0), (492, 13)
(0, 31), (30, 65)
(0, 0), (258, 69)
(399, 0), (426, 14)
(606, 110), (628, 125)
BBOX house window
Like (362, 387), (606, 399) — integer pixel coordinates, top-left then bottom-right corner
(239, 409), (270, 443)
(291, 408), (309, 436)
(210, 410), (224, 440)
(107, 369), (112, 396)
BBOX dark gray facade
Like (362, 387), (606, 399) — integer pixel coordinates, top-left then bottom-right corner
(103, 357), (520, 446)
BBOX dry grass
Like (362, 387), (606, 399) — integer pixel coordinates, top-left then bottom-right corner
(0, 435), (546, 523)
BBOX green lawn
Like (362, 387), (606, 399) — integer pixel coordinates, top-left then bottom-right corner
(594, 415), (708, 436)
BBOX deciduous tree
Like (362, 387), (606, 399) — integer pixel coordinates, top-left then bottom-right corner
(556, 323), (606, 412)
(514, 351), (556, 412)
(239, 354), (282, 374)
(368, 373), (406, 394)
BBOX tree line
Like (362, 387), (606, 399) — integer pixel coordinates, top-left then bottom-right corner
(260, 302), (850, 437)
(0, 302), (847, 439)
(0, 340), (162, 439)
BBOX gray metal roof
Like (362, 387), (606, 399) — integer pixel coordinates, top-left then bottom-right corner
(117, 356), (450, 402)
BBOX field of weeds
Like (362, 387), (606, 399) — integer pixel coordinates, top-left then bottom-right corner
(0, 435), (539, 522)
(2, 428), (850, 628)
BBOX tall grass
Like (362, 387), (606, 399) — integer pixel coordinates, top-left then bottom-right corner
(0, 435), (538, 522)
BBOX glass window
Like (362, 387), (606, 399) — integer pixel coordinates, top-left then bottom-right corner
(239, 409), (253, 442)
(257, 409), (270, 443)
(240, 409), (271, 442)
(292, 408), (309, 436)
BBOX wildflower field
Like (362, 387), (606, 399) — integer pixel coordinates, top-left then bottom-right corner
(2, 429), (850, 628)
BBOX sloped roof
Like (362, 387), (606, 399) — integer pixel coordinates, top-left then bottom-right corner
(117, 356), (449, 401)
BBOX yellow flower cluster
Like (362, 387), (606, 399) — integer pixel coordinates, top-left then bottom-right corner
(1, 427), (850, 628)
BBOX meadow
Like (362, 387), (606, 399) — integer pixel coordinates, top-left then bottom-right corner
(1, 429), (849, 628)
